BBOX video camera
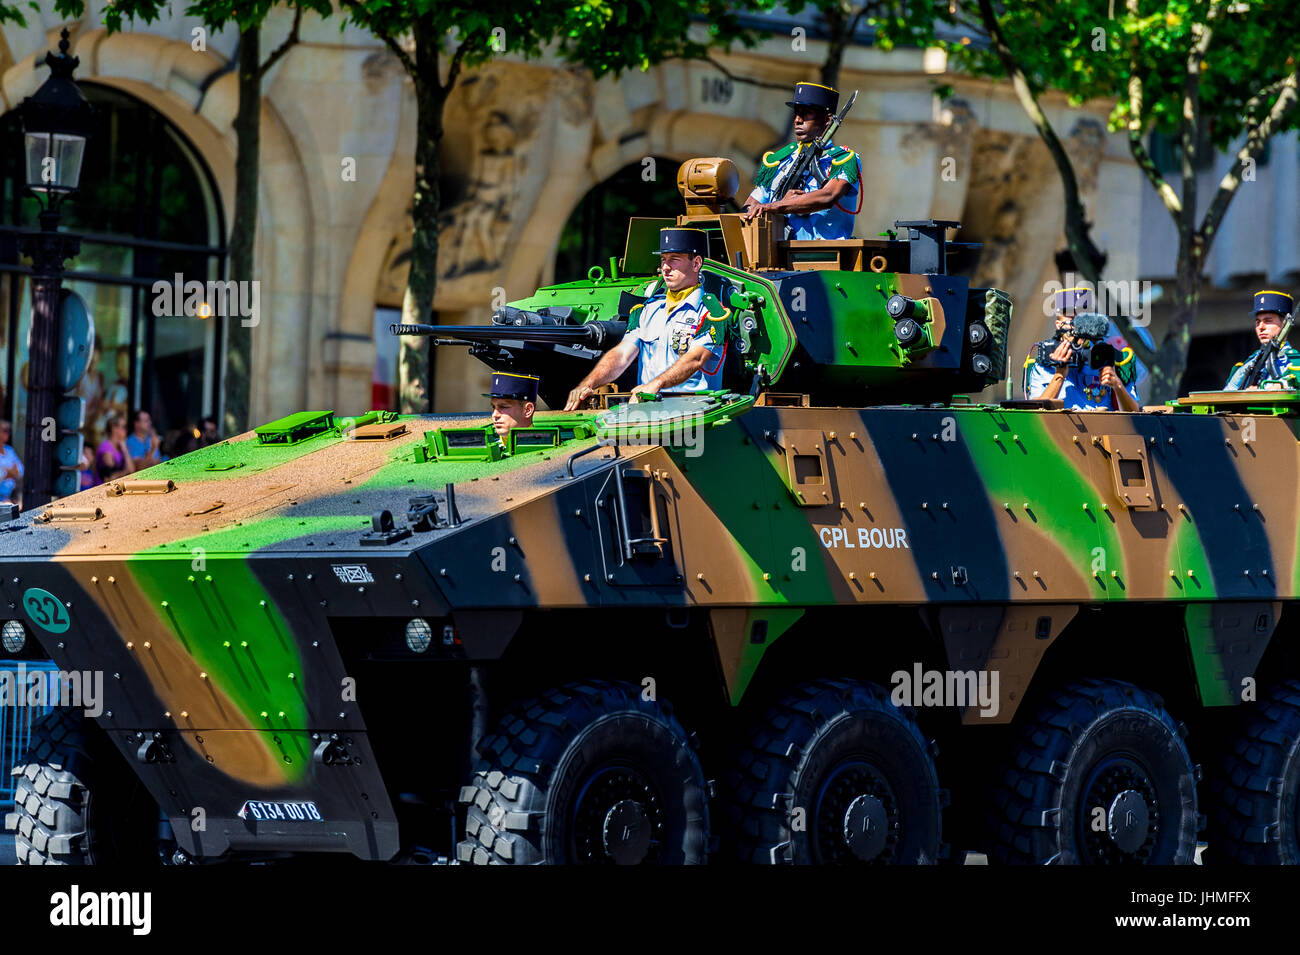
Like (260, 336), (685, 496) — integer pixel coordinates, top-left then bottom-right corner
(1035, 313), (1117, 371)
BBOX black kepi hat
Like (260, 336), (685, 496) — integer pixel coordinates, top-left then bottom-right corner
(1053, 286), (1092, 314)
(786, 81), (838, 112)
(483, 371), (539, 402)
(1253, 289), (1294, 317)
(654, 227), (709, 259)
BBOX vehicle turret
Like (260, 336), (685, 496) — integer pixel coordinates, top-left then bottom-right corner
(397, 159), (1013, 407)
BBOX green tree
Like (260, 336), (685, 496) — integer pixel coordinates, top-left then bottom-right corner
(702, 4), (939, 176)
(337, 1), (757, 412)
(936, 1), (1300, 400)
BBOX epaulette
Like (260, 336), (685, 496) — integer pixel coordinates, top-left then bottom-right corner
(753, 142), (799, 189)
(827, 144), (861, 182)
(626, 301), (646, 331)
(1115, 346), (1135, 367)
(699, 291), (731, 321)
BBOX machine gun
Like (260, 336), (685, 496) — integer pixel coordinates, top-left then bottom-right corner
(391, 320), (625, 349)
(391, 307), (630, 408)
(1239, 311), (1296, 389)
(771, 90), (858, 200)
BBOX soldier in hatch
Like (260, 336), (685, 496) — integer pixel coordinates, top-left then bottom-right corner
(1224, 290), (1300, 390)
(740, 82), (861, 240)
(486, 371), (538, 438)
(563, 228), (732, 410)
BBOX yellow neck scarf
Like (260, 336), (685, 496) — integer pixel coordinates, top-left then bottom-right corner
(665, 284), (700, 315)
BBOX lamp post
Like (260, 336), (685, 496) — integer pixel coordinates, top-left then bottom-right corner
(18, 28), (94, 509)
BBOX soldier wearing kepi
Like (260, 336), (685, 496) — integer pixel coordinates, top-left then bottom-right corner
(1224, 290), (1300, 390)
(485, 371), (538, 439)
(741, 82), (861, 239)
(564, 228), (731, 410)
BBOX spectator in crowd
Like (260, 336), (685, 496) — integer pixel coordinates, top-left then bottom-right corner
(78, 445), (99, 491)
(198, 416), (220, 447)
(0, 420), (22, 505)
(125, 409), (164, 469)
(164, 426), (198, 460)
(97, 413), (135, 482)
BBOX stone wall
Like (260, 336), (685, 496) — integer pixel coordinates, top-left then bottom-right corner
(2, 4), (1146, 420)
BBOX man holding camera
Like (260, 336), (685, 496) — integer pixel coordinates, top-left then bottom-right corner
(1025, 287), (1140, 411)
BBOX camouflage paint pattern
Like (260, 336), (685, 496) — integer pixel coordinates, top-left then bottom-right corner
(3, 252), (1297, 859)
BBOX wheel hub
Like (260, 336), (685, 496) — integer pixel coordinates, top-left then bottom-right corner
(602, 799), (652, 865)
(813, 760), (899, 864)
(842, 794), (889, 862)
(571, 766), (665, 865)
(1107, 789), (1151, 853)
(1079, 756), (1160, 863)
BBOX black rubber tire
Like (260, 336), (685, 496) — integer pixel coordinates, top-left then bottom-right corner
(730, 679), (944, 864)
(991, 678), (1199, 865)
(1209, 679), (1300, 864)
(5, 708), (161, 865)
(456, 680), (709, 865)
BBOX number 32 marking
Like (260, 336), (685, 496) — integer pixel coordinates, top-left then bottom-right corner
(21, 587), (70, 634)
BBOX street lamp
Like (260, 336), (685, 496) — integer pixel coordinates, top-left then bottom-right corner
(18, 28), (94, 509)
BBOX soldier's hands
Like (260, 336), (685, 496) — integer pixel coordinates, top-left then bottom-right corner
(629, 383), (660, 404)
(741, 200), (763, 222)
(1099, 366), (1121, 389)
(564, 385), (595, 411)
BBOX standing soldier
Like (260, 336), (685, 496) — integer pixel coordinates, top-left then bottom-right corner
(741, 82), (861, 239)
(1224, 290), (1300, 390)
(564, 228), (731, 409)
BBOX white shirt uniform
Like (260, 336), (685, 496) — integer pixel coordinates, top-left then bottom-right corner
(624, 286), (727, 392)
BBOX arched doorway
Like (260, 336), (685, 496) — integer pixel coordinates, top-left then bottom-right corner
(0, 83), (226, 466)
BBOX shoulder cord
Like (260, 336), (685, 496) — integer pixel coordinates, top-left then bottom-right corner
(833, 156), (864, 216)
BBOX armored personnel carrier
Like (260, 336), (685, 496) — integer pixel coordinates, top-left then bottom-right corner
(5, 158), (1300, 866)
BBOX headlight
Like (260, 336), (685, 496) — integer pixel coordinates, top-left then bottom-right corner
(404, 618), (432, 654)
(1, 619), (26, 654)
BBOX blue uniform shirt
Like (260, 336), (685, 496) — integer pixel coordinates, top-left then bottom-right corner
(748, 139), (860, 240)
(1025, 358), (1140, 410)
(1224, 341), (1300, 390)
(625, 286), (727, 392)
(125, 432), (168, 464)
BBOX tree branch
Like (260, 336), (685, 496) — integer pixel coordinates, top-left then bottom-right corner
(846, 3), (870, 39)
(257, 3), (303, 80)
(1177, 3), (1220, 267)
(1199, 70), (1300, 248)
(1126, 0), (1181, 224)
(443, 29), (484, 95)
(974, 0), (1110, 286)
(702, 53), (790, 91)
(1242, 75), (1290, 120)
(340, 0), (416, 77)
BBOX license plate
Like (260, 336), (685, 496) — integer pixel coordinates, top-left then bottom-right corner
(237, 800), (324, 822)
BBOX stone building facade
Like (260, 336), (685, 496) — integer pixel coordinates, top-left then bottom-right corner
(0, 4), (1146, 429)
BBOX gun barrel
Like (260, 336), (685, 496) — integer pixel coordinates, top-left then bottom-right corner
(389, 321), (625, 349)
